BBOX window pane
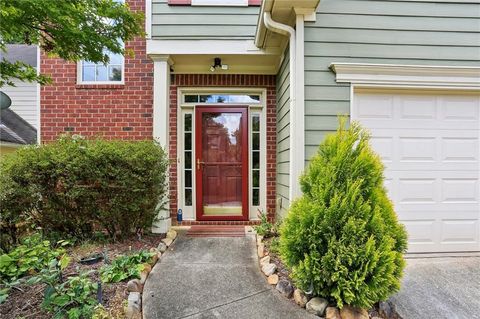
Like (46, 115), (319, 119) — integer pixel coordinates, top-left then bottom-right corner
(252, 189), (259, 206)
(252, 170), (259, 187)
(184, 114), (192, 131)
(185, 170), (192, 188)
(96, 65), (108, 81)
(184, 133), (192, 150)
(82, 65), (95, 81)
(252, 151), (259, 169)
(185, 151), (192, 169)
(200, 95), (212, 103)
(252, 116), (260, 132)
(252, 132), (260, 150)
(108, 65), (122, 81)
(184, 95), (198, 103)
(185, 189), (192, 206)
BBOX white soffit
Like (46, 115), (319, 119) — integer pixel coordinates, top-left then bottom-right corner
(330, 63), (480, 88)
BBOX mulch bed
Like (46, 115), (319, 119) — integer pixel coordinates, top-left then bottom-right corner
(0, 234), (163, 319)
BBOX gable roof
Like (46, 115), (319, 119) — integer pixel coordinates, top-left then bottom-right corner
(0, 108), (37, 145)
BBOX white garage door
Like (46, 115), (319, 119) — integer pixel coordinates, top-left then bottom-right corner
(353, 90), (480, 253)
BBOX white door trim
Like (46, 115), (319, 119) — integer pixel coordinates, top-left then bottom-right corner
(176, 88), (267, 221)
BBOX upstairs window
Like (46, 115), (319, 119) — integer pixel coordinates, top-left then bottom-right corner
(79, 50), (124, 83)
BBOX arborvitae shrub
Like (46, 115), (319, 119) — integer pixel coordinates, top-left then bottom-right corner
(0, 135), (168, 245)
(279, 119), (408, 309)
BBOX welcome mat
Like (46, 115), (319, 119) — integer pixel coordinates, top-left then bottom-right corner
(186, 225), (245, 237)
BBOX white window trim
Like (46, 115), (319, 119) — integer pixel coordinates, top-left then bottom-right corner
(177, 87), (267, 221)
(191, 0), (248, 6)
(77, 57), (125, 85)
(330, 63), (480, 89)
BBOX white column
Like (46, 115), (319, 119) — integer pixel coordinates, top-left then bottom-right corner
(289, 14), (306, 201)
(151, 55), (173, 233)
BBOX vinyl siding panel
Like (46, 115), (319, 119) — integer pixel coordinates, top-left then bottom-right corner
(2, 80), (38, 129)
(276, 48), (290, 218)
(304, 0), (480, 162)
(151, 0), (260, 39)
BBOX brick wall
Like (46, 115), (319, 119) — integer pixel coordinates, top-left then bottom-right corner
(40, 0), (153, 142)
(169, 74), (277, 225)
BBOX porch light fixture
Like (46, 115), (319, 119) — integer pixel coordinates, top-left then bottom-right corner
(210, 57), (228, 72)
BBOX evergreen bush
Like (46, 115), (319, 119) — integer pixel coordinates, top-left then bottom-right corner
(279, 119), (407, 309)
(0, 135), (168, 244)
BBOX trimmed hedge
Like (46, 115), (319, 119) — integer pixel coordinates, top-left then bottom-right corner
(0, 135), (168, 249)
(279, 119), (408, 309)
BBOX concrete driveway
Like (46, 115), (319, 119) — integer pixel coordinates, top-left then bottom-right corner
(142, 231), (316, 319)
(390, 257), (480, 319)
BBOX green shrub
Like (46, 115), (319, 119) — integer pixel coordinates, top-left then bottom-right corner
(279, 119), (408, 309)
(100, 250), (154, 283)
(0, 135), (169, 241)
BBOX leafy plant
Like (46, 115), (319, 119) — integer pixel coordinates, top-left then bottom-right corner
(26, 258), (97, 319)
(254, 210), (274, 237)
(0, 136), (169, 240)
(100, 250), (154, 283)
(279, 119), (408, 309)
(0, 0), (144, 87)
(0, 235), (69, 281)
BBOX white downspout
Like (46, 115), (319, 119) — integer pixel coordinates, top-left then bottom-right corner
(263, 12), (303, 203)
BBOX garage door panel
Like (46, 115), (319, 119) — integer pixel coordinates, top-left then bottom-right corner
(441, 95), (480, 122)
(368, 129), (479, 171)
(354, 92), (480, 253)
(356, 93), (480, 130)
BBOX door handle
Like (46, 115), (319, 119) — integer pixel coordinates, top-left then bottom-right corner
(197, 158), (205, 170)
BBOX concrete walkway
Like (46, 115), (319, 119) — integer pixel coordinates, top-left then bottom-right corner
(390, 257), (480, 319)
(143, 231), (316, 319)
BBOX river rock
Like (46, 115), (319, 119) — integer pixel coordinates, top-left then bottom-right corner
(276, 280), (294, 298)
(306, 297), (328, 316)
(293, 289), (308, 308)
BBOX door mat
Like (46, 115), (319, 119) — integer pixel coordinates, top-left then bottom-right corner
(186, 225), (245, 237)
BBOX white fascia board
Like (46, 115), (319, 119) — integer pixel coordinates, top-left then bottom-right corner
(331, 63), (480, 88)
(147, 39), (281, 56)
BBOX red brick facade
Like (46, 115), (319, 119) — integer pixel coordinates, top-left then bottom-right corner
(169, 74), (277, 225)
(40, 0), (153, 142)
(40, 1), (277, 225)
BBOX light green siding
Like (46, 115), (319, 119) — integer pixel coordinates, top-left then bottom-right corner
(276, 47), (290, 218)
(151, 0), (260, 39)
(304, 0), (480, 162)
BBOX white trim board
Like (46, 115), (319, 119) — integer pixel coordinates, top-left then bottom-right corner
(331, 63), (480, 89)
(147, 39), (281, 56)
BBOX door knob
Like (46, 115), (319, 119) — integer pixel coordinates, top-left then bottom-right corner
(196, 158), (205, 170)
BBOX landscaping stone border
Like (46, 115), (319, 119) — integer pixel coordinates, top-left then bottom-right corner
(125, 229), (178, 319)
(254, 233), (401, 319)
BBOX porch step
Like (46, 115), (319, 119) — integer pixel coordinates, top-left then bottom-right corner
(186, 225), (245, 237)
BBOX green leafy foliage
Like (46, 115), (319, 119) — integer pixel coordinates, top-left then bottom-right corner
(100, 250), (154, 283)
(279, 119), (408, 309)
(0, 135), (169, 242)
(0, 235), (68, 282)
(27, 258), (98, 319)
(0, 0), (144, 86)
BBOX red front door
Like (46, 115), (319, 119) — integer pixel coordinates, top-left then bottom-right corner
(195, 106), (248, 221)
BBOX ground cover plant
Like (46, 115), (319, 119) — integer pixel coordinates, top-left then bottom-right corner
(279, 119), (408, 309)
(0, 234), (161, 318)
